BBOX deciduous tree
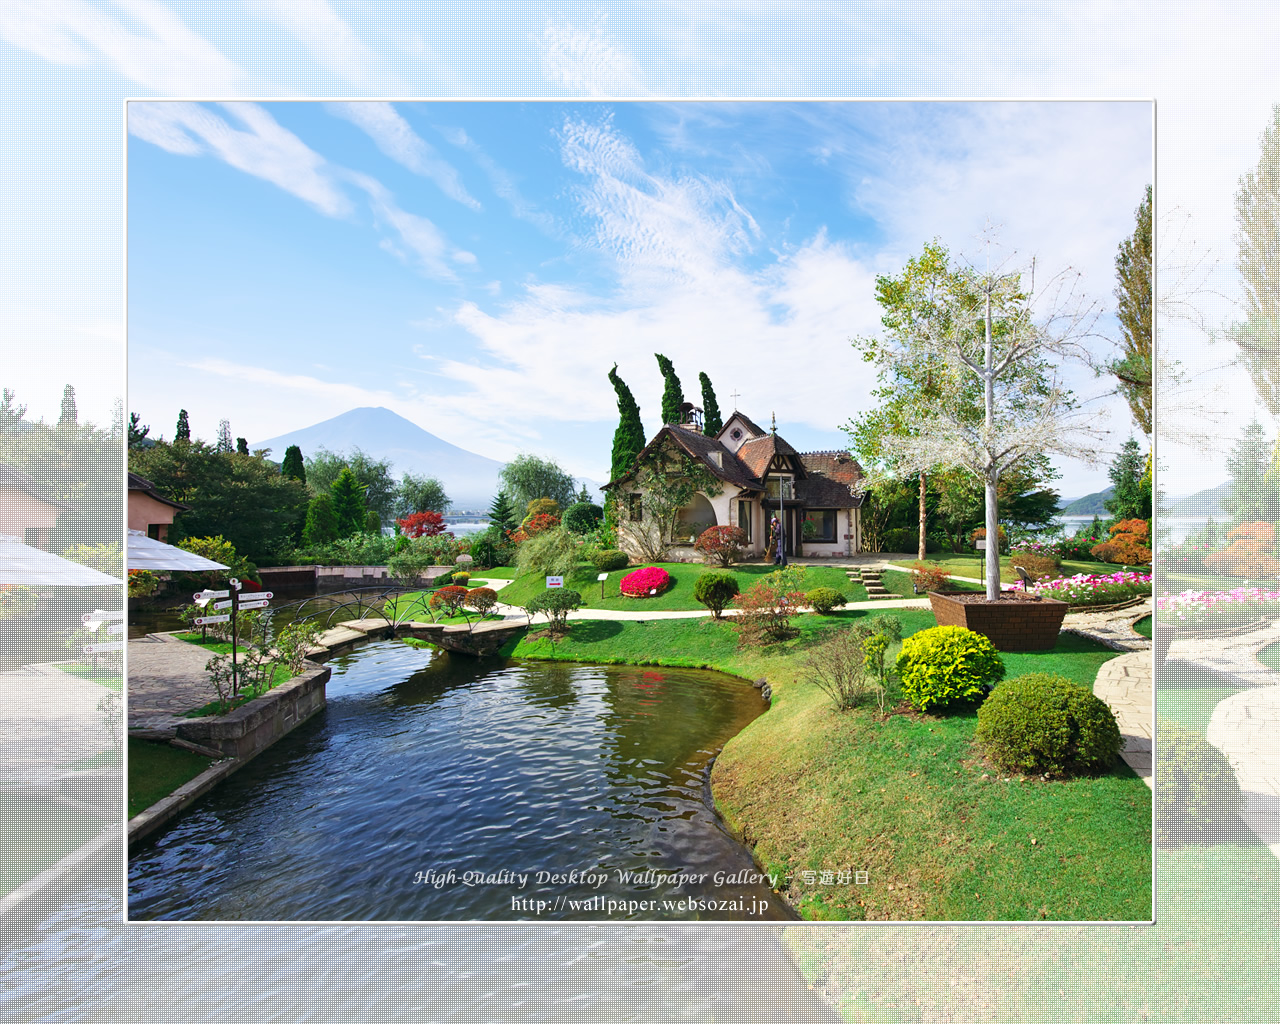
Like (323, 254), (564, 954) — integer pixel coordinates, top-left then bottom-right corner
(396, 472), (450, 519)
(498, 453), (576, 511)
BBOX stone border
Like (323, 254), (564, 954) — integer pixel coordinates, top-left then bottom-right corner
(127, 755), (240, 848)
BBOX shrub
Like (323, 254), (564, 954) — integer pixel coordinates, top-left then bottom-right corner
(468, 527), (515, 569)
(127, 569), (160, 600)
(619, 566), (673, 597)
(1009, 552), (1061, 580)
(730, 580), (805, 646)
(526, 587), (582, 634)
(562, 501), (605, 534)
(272, 620), (324, 677)
(516, 512), (560, 541)
(971, 526), (1008, 554)
(910, 561), (952, 593)
(882, 528), (941, 554)
(1156, 720), (1244, 845)
(695, 525), (748, 567)
(524, 498), (561, 521)
(1091, 518), (1152, 566)
(806, 586), (846, 614)
(61, 542), (123, 578)
(592, 549), (630, 572)
(174, 535), (258, 589)
(975, 672), (1121, 774)
(464, 586), (499, 617)
(693, 572), (740, 619)
(428, 585), (471, 618)
(895, 625), (1005, 712)
(396, 510), (448, 538)
(804, 629), (871, 710)
(452, 571), (471, 586)
(1203, 520), (1280, 577)
(387, 547), (435, 589)
(515, 526), (580, 580)
(0, 585), (38, 620)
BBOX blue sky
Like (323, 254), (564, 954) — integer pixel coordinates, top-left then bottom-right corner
(127, 100), (1151, 499)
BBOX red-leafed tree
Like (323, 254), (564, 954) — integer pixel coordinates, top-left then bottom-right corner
(397, 510), (448, 538)
(695, 525), (748, 567)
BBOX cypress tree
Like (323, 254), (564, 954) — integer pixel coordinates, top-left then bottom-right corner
(330, 466), (368, 537)
(488, 490), (517, 532)
(175, 409), (191, 442)
(302, 493), (339, 546)
(609, 363), (646, 480)
(57, 385), (78, 429)
(282, 445), (306, 484)
(655, 353), (684, 425)
(235, 436), (249, 455)
(699, 371), (723, 436)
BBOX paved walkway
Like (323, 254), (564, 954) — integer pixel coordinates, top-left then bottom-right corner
(0, 663), (118, 785)
(127, 632), (221, 731)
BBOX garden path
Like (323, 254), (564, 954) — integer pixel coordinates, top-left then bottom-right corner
(0, 663), (115, 784)
(1093, 652), (1152, 788)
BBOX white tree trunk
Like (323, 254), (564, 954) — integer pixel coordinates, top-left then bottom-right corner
(984, 291), (1000, 601)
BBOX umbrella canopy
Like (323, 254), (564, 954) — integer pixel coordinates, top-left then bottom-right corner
(0, 534), (122, 587)
(126, 530), (230, 573)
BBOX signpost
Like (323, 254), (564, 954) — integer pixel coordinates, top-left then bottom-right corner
(597, 571), (608, 599)
(81, 609), (124, 656)
(546, 576), (564, 589)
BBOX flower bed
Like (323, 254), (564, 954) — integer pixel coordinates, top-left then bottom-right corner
(1157, 587), (1280, 631)
(1011, 571), (1151, 607)
(619, 566), (673, 598)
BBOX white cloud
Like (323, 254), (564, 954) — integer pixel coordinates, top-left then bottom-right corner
(254, 0), (376, 87)
(439, 125), (559, 235)
(0, 0), (243, 93)
(328, 102), (481, 209)
(128, 102), (351, 217)
(344, 172), (470, 280)
(538, 16), (646, 96)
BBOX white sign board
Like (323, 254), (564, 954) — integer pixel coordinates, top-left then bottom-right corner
(545, 576), (564, 588)
(194, 614), (231, 625)
(212, 600), (233, 610)
(245, 591), (273, 601)
(83, 609), (125, 623)
(82, 641), (124, 654)
(194, 589), (230, 601)
(597, 572), (609, 582)
(975, 539), (987, 550)
(239, 600), (270, 611)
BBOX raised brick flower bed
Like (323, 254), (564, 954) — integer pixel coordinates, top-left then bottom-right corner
(928, 590), (1069, 652)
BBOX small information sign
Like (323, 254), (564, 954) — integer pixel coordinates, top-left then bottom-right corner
(239, 600), (270, 611)
(82, 641), (124, 655)
(212, 599), (233, 610)
(194, 614), (231, 625)
(193, 589), (230, 602)
(975, 539), (987, 551)
(545, 576), (564, 588)
(596, 572), (609, 582)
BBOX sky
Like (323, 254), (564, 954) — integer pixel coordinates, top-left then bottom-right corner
(125, 100), (1151, 500)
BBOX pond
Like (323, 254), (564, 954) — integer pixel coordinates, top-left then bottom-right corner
(128, 639), (790, 923)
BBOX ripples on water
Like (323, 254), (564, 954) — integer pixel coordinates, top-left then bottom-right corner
(128, 641), (788, 922)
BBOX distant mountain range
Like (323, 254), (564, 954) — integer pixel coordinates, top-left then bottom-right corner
(1057, 487), (1115, 516)
(1165, 481), (1231, 516)
(253, 407), (573, 511)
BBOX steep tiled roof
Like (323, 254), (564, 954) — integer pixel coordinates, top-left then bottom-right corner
(799, 451), (864, 486)
(735, 433), (803, 479)
(0, 464), (70, 508)
(716, 411), (768, 441)
(797, 475), (864, 508)
(605, 426), (759, 491)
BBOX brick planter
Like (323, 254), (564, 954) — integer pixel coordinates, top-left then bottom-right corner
(927, 590), (1069, 652)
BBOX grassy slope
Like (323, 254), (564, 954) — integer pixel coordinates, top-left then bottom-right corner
(493, 561), (868, 612)
(509, 613), (1149, 922)
(128, 737), (213, 818)
(0, 794), (107, 896)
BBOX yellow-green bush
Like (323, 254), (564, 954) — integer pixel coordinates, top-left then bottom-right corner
(894, 625), (1005, 711)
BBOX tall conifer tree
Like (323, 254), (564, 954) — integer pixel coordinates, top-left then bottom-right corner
(175, 409), (191, 442)
(281, 445), (306, 483)
(609, 364), (646, 480)
(330, 467), (367, 537)
(699, 372), (723, 436)
(1110, 184), (1152, 435)
(655, 353), (684, 425)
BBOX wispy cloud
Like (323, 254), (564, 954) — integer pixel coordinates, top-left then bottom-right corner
(0, 0), (243, 93)
(345, 172), (473, 279)
(253, 0), (376, 87)
(538, 16), (646, 96)
(128, 102), (350, 216)
(438, 125), (559, 235)
(328, 102), (481, 209)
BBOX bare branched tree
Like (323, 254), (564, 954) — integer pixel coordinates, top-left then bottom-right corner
(869, 232), (1111, 599)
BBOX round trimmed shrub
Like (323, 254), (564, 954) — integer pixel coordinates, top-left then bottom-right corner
(1156, 720), (1243, 845)
(562, 501), (605, 534)
(975, 672), (1121, 774)
(592, 549), (630, 573)
(895, 626), (1005, 712)
(806, 587), (847, 614)
(694, 571), (740, 619)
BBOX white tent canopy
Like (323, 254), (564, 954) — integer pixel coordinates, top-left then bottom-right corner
(126, 530), (230, 573)
(0, 534), (122, 587)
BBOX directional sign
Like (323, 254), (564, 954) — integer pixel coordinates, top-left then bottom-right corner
(83, 609), (125, 623)
(194, 614), (231, 625)
(83, 641), (124, 655)
(546, 576), (564, 588)
(212, 600), (233, 610)
(238, 600), (270, 611)
(194, 589), (230, 601)
(104, 624), (124, 635)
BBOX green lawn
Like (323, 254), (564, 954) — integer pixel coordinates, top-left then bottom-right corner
(889, 554), (1115, 584)
(1133, 614), (1152, 638)
(511, 610), (1149, 923)
(127, 737), (214, 818)
(490, 560), (868, 613)
(879, 568), (983, 598)
(56, 661), (123, 691)
(174, 633), (295, 717)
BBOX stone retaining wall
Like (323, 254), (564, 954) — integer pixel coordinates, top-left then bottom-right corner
(174, 663), (330, 760)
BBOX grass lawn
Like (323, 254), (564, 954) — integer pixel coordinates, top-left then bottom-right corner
(510, 611), (1149, 922)
(879, 568), (983, 598)
(56, 661), (123, 691)
(889, 554), (1116, 584)
(784, 843), (1278, 1022)
(1133, 614), (1152, 638)
(127, 737), (213, 818)
(0, 793), (108, 896)
(492, 560), (868, 613)
(174, 632), (294, 717)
